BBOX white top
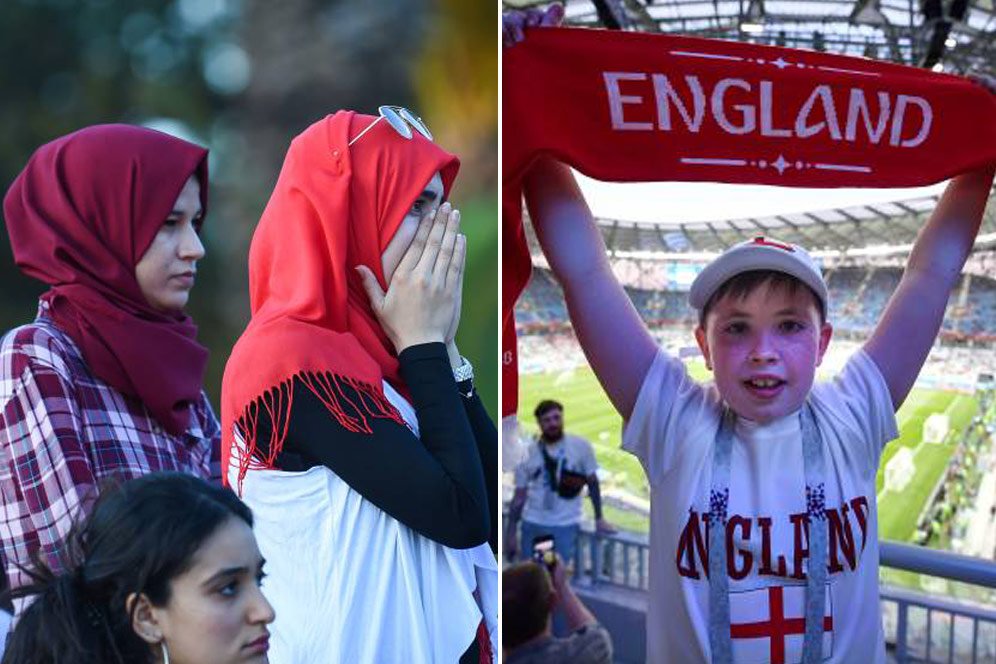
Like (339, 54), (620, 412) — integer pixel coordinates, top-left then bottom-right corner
(232, 381), (497, 664)
(623, 349), (897, 664)
(514, 433), (598, 527)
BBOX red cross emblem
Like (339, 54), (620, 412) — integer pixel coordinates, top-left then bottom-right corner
(752, 236), (795, 252)
(729, 585), (833, 664)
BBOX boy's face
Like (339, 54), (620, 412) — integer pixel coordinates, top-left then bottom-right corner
(694, 282), (832, 424)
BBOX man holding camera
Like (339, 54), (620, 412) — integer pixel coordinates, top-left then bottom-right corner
(503, 555), (613, 663)
(505, 399), (615, 563)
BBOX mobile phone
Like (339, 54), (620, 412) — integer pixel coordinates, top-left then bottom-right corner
(532, 534), (556, 569)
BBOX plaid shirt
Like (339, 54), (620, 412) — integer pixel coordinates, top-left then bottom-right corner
(0, 304), (221, 605)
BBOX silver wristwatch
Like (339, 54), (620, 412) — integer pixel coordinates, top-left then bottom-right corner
(453, 356), (474, 383)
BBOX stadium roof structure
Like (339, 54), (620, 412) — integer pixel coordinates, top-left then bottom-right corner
(506, 0), (996, 74)
(523, 191), (996, 263)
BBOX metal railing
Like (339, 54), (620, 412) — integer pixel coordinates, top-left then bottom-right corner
(565, 528), (996, 663)
(879, 542), (996, 663)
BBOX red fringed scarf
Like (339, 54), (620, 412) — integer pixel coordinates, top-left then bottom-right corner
(476, 619), (493, 663)
(221, 111), (459, 491)
(502, 27), (996, 417)
(3, 125), (210, 435)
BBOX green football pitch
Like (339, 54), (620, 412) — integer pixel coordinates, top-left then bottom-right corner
(517, 361), (978, 542)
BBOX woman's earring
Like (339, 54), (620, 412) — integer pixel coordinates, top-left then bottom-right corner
(160, 641), (170, 664)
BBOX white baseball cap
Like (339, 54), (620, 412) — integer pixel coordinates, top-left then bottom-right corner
(688, 237), (828, 313)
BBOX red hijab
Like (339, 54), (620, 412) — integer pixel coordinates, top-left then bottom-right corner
(221, 111), (459, 489)
(3, 124), (209, 435)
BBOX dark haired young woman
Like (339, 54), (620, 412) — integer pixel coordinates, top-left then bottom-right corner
(0, 125), (220, 615)
(221, 109), (498, 663)
(2, 472), (274, 664)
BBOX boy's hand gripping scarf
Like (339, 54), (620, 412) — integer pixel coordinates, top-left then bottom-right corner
(3, 125), (210, 435)
(502, 27), (996, 417)
(221, 111), (459, 491)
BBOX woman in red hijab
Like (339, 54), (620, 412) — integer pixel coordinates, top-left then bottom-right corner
(0, 125), (219, 615)
(221, 109), (497, 663)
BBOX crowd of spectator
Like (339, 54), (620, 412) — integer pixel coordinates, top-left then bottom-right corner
(517, 265), (996, 352)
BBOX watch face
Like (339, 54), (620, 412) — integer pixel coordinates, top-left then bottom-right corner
(454, 357), (474, 382)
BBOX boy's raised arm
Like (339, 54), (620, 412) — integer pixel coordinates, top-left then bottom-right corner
(864, 164), (995, 410)
(523, 158), (660, 420)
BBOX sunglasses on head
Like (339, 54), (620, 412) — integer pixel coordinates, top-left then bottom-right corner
(348, 106), (433, 147)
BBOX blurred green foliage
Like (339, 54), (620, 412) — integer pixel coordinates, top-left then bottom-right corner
(0, 0), (498, 417)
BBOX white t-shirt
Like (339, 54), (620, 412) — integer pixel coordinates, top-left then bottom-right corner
(514, 433), (598, 527)
(232, 382), (498, 664)
(623, 348), (897, 664)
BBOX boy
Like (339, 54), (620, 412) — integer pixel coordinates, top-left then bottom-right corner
(509, 16), (996, 660)
(525, 156), (994, 664)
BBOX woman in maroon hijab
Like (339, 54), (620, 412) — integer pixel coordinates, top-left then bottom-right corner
(0, 124), (219, 615)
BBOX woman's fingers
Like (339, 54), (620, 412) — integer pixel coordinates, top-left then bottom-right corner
(446, 233), (467, 291)
(444, 234), (466, 343)
(394, 212), (434, 275)
(414, 202), (451, 275)
(368, 201), (463, 352)
(433, 208), (461, 279)
(355, 265), (386, 312)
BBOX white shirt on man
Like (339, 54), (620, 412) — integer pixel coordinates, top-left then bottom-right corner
(515, 433), (598, 527)
(623, 348), (897, 664)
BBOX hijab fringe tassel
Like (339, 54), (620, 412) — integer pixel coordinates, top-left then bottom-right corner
(231, 371), (405, 494)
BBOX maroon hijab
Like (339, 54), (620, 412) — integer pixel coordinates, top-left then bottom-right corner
(3, 124), (209, 435)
